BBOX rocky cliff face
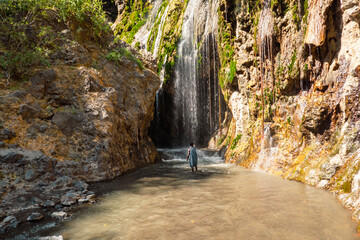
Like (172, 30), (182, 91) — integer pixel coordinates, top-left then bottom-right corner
(216, 0), (360, 222)
(112, 0), (229, 147)
(0, 2), (159, 233)
(112, 0), (360, 222)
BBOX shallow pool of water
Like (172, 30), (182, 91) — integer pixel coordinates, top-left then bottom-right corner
(39, 149), (358, 240)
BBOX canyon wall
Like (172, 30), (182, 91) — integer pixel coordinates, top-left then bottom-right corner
(215, 0), (360, 222)
(113, 0), (360, 224)
(0, 2), (159, 230)
(113, 0), (227, 147)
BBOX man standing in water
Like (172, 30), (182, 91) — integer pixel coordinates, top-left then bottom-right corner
(186, 143), (198, 172)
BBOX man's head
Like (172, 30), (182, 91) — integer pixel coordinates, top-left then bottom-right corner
(190, 142), (194, 147)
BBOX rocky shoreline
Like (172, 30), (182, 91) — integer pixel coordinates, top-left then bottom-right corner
(0, 4), (160, 236)
(0, 146), (98, 237)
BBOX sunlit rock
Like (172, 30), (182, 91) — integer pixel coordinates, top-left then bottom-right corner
(305, 0), (334, 46)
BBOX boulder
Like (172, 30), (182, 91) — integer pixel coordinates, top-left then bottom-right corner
(30, 197), (44, 205)
(0, 215), (18, 233)
(61, 195), (77, 206)
(9, 90), (28, 99)
(29, 69), (57, 99)
(8, 143), (20, 148)
(65, 191), (81, 199)
(39, 125), (48, 133)
(27, 212), (44, 221)
(78, 198), (89, 204)
(74, 180), (89, 192)
(51, 211), (67, 219)
(86, 194), (96, 200)
(2, 215), (17, 225)
(0, 149), (24, 163)
(52, 111), (84, 136)
(301, 102), (331, 135)
(318, 180), (330, 188)
(50, 176), (74, 190)
(305, 0), (334, 46)
(25, 169), (37, 181)
(0, 128), (16, 141)
(26, 124), (42, 139)
(43, 200), (56, 207)
(18, 104), (42, 122)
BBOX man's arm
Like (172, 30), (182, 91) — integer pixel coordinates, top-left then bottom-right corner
(186, 149), (190, 161)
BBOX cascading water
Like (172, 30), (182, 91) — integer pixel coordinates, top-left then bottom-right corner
(153, 3), (171, 57)
(154, 55), (167, 140)
(257, 0), (274, 136)
(133, 0), (163, 50)
(254, 124), (279, 171)
(171, 0), (225, 147)
(252, 0), (278, 171)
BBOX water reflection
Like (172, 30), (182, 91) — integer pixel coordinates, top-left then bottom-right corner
(41, 149), (358, 240)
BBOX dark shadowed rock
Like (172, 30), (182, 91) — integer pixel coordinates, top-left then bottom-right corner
(19, 104), (42, 122)
(0, 149), (24, 163)
(74, 180), (88, 191)
(50, 176), (74, 190)
(2, 215), (17, 224)
(29, 69), (57, 99)
(7, 143), (19, 148)
(9, 90), (28, 99)
(29, 197), (44, 206)
(43, 200), (55, 207)
(301, 103), (331, 135)
(39, 125), (48, 133)
(26, 124), (41, 139)
(65, 191), (80, 199)
(61, 195), (77, 206)
(27, 212), (44, 221)
(0, 215), (18, 233)
(0, 128), (15, 141)
(52, 111), (84, 136)
(24, 169), (37, 181)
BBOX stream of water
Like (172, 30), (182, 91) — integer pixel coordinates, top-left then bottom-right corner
(34, 149), (358, 240)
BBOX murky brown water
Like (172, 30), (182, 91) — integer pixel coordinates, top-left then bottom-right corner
(44, 149), (358, 240)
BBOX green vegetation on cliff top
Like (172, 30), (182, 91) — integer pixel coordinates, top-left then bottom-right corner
(0, 0), (110, 80)
(154, 0), (189, 83)
(114, 0), (150, 44)
(217, 7), (235, 90)
(114, 0), (189, 84)
(147, 0), (169, 54)
(106, 47), (144, 70)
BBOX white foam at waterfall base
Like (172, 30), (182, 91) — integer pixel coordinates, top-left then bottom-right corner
(159, 148), (225, 169)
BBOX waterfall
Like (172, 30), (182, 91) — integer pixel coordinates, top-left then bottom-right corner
(258, 0), (275, 135)
(171, 0), (223, 147)
(153, 3), (171, 57)
(133, 0), (163, 50)
(254, 124), (278, 171)
(155, 55), (167, 139)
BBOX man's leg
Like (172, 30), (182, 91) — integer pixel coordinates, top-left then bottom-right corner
(191, 167), (194, 172)
(195, 166), (197, 171)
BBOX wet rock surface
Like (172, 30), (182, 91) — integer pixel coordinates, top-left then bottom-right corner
(27, 212), (44, 221)
(0, 3), (159, 237)
(216, 0), (360, 224)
